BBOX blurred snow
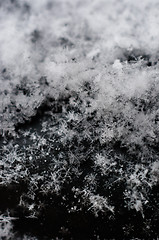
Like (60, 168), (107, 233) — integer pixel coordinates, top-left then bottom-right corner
(0, 0), (159, 134)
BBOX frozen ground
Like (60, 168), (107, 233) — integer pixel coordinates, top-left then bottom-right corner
(0, 0), (159, 239)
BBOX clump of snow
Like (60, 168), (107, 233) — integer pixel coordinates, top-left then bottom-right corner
(0, 0), (159, 135)
(0, 214), (14, 240)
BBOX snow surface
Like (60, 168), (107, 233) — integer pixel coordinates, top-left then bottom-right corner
(0, 0), (159, 239)
(1, 0), (159, 134)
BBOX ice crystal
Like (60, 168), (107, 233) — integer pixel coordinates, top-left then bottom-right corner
(1, 0), (159, 239)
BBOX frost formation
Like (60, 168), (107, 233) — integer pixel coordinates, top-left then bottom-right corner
(0, 0), (159, 239)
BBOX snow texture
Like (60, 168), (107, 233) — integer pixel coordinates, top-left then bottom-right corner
(0, 0), (159, 239)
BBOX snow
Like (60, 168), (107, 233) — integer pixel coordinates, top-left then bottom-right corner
(1, 0), (159, 239)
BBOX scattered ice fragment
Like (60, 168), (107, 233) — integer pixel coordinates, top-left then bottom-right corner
(113, 59), (123, 70)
